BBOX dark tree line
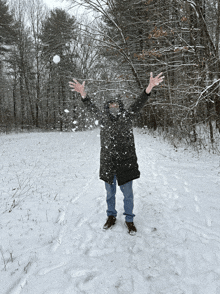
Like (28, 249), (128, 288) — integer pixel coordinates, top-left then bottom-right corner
(1, 0), (220, 150)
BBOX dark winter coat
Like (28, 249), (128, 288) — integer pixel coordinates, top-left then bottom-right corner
(82, 90), (151, 185)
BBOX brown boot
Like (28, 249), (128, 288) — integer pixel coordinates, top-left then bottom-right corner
(125, 221), (137, 235)
(103, 216), (116, 230)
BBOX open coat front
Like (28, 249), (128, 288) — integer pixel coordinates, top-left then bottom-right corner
(82, 90), (151, 186)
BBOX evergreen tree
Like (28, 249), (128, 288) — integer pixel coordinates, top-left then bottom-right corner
(40, 9), (77, 131)
(0, 0), (15, 56)
(0, 0), (16, 126)
(41, 8), (76, 60)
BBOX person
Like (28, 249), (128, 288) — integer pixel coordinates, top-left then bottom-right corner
(69, 72), (164, 235)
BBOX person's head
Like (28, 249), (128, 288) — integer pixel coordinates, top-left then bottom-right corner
(109, 102), (119, 109)
(105, 94), (124, 116)
(108, 101), (120, 116)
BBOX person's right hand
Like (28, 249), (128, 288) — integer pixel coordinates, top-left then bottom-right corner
(69, 79), (86, 98)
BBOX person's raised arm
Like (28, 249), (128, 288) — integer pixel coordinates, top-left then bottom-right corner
(69, 79), (101, 118)
(129, 72), (164, 114)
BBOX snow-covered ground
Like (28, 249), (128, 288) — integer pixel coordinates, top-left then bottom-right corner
(0, 128), (220, 294)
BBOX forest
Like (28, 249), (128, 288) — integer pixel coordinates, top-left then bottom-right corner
(0, 0), (220, 150)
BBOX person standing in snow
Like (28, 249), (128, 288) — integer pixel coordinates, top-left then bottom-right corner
(69, 72), (164, 235)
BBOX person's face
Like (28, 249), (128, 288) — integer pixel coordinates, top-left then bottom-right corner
(109, 102), (119, 109)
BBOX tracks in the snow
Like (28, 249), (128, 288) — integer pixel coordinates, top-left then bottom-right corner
(5, 129), (220, 294)
(135, 129), (220, 292)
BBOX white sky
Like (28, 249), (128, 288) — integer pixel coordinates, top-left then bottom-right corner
(43, 0), (93, 18)
(43, 0), (70, 9)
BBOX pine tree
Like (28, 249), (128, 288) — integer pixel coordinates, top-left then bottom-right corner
(0, 0), (15, 56)
(0, 0), (16, 126)
(40, 8), (77, 131)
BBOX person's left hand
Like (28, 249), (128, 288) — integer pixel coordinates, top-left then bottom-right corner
(150, 72), (164, 87)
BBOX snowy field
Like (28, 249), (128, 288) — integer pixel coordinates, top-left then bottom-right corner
(0, 128), (220, 294)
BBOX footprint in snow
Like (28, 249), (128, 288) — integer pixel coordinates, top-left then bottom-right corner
(75, 215), (87, 228)
(38, 262), (66, 276)
(68, 268), (99, 284)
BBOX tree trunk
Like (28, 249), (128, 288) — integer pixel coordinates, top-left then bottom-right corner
(36, 66), (40, 128)
(215, 0), (220, 132)
(24, 73), (35, 124)
(13, 76), (17, 126)
(19, 73), (25, 128)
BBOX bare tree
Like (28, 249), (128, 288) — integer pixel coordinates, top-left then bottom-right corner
(69, 0), (220, 148)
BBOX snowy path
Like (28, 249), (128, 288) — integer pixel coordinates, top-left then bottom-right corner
(1, 129), (220, 294)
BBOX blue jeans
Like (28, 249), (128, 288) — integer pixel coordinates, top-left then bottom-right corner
(105, 175), (135, 222)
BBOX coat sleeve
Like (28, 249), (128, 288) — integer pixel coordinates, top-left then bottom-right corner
(128, 90), (151, 114)
(81, 95), (102, 120)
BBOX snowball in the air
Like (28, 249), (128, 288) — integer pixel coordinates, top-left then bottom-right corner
(95, 120), (99, 125)
(53, 55), (60, 64)
(64, 109), (69, 113)
(73, 120), (78, 124)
